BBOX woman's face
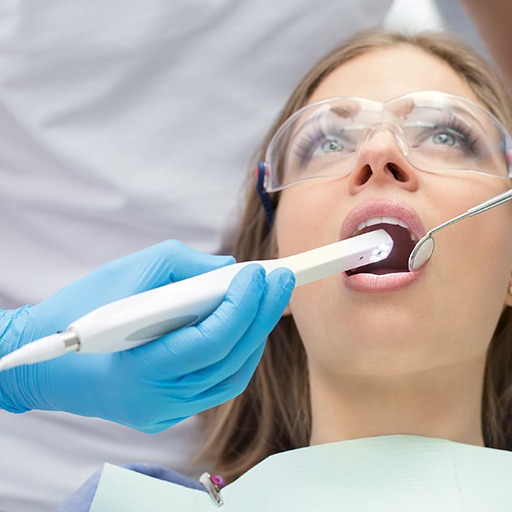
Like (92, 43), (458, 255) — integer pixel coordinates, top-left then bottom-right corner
(275, 45), (512, 381)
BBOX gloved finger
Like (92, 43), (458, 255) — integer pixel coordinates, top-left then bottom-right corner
(200, 341), (266, 401)
(140, 264), (268, 375)
(222, 266), (294, 361)
(30, 241), (234, 335)
(163, 241), (235, 282)
(162, 335), (266, 399)
(147, 341), (268, 430)
(167, 267), (294, 393)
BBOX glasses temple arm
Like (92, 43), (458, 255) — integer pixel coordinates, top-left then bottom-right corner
(256, 162), (275, 227)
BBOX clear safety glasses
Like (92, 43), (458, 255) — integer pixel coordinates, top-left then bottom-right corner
(259, 91), (512, 193)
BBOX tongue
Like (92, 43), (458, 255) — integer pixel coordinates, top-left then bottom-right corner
(347, 224), (415, 275)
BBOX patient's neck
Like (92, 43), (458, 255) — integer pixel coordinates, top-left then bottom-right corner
(308, 360), (485, 447)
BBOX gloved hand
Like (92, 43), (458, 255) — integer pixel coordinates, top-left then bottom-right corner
(0, 240), (295, 433)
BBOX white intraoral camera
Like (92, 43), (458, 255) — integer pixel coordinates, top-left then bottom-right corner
(0, 230), (393, 371)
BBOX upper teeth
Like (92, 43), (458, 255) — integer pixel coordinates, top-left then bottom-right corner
(355, 216), (418, 242)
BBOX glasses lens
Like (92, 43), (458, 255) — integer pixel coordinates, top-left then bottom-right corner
(265, 93), (511, 191)
(399, 95), (510, 178)
(267, 100), (365, 191)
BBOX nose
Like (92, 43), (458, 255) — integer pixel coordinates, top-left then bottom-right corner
(348, 127), (419, 194)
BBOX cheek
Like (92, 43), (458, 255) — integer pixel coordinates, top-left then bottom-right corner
(433, 179), (512, 292)
(435, 205), (512, 321)
(275, 183), (344, 257)
(420, 182), (512, 358)
(274, 184), (348, 356)
(274, 184), (358, 368)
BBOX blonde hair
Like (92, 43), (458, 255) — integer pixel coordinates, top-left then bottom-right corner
(198, 30), (512, 480)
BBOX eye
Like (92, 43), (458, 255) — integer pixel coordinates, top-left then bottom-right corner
(432, 132), (457, 147)
(293, 129), (351, 168)
(424, 116), (479, 154)
(409, 121), (478, 156)
(314, 138), (345, 155)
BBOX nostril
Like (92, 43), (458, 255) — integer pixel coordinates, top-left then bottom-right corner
(387, 163), (406, 182)
(357, 164), (373, 185)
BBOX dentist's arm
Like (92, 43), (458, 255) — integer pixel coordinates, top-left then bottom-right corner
(0, 241), (294, 433)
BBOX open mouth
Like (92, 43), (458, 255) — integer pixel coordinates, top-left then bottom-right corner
(347, 217), (417, 275)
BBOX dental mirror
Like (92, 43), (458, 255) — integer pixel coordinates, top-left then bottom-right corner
(408, 188), (512, 272)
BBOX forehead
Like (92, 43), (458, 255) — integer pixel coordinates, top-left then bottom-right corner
(308, 45), (481, 106)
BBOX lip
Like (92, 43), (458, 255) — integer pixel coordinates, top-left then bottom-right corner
(340, 198), (427, 293)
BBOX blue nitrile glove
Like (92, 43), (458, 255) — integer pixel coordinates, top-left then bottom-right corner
(0, 240), (295, 433)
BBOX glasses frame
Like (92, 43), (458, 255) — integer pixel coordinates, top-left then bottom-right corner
(260, 90), (512, 194)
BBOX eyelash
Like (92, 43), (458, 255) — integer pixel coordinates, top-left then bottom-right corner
(420, 116), (480, 154)
(293, 121), (349, 167)
(292, 114), (482, 166)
